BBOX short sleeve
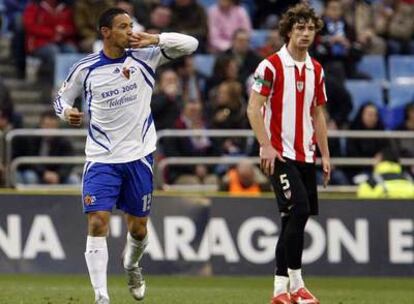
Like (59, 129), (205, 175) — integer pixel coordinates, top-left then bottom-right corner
(252, 59), (274, 97)
(316, 68), (327, 105)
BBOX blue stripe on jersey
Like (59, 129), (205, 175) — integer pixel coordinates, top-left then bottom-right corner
(142, 113), (153, 142)
(84, 54), (128, 79)
(66, 54), (100, 82)
(161, 49), (173, 60)
(76, 53), (100, 66)
(53, 97), (63, 114)
(54, 97), (63, 114)
(129, 54), (155, 79)
(86, 83), (110, 152)
(141, 116), (148, 136)
(57, 97), (63, 109)
(140, 69), (154, 89)
(129, 54), (155, 88)
(83, 68), (92, 91)
(66, 51), (144, 90)
(91, 123), (111, 143)
(54, 105), (62, 114)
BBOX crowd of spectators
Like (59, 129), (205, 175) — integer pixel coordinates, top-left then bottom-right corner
(1, 0), (414, 189)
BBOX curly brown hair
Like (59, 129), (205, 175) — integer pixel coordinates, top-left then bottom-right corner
(278, 3), (324, 43)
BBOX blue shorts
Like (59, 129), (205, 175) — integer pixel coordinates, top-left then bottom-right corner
(82, 154), (153, 217)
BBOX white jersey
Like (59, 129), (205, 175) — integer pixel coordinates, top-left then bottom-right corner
(54, 33), (198, 163)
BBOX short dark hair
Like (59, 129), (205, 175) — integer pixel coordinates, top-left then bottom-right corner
(278, 3), (323, 43)
(98, 7), (129, 30)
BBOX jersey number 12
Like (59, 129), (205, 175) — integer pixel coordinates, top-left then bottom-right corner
(142, 193), (152, 212)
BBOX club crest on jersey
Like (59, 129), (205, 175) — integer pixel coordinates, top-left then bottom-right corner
(84, 194), (96, 206)
(122, 66), (137, 79)
(122, 67), (131, 79)
(284, 190), (292, 200)
(309, 143), (316, 151)
(296, 81), (304, 92)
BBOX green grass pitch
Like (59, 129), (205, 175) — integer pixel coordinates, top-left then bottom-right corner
(0, 275), (413, 303)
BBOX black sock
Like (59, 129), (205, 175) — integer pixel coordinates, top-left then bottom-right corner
(275, 215), (289, 276)
(284, 214), (309, 270)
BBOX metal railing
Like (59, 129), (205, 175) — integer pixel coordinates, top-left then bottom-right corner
(157, 129), (414, 139)
(4, 128), (414, 189)
(9, 156), (85, 189)
(5, 129), (87, 187)
(156, 130), (414, 191)
(157, 156), (414, 191)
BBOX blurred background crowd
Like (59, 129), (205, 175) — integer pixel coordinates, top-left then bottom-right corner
(0, 0), (413, 195)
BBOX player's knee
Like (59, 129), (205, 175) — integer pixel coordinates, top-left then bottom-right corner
(129, 224), (147, 241)
(292, 203), (310, 218)
(88, 214), (109, 236)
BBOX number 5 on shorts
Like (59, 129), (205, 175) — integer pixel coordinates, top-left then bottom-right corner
(280, 174), (290, 190)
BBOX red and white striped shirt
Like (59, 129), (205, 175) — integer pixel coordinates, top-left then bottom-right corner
(252, 45), (327, 163)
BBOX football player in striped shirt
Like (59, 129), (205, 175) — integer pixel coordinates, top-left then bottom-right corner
(247, 3), (330, 304)
(54, 7), (198, 304)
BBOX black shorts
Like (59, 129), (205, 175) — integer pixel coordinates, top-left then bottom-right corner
(269, 158), (318, 216)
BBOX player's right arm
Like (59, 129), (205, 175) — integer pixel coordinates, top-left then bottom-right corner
(248, 91), (280, 176)
(247, 59), (284, 176)
(53, 67), (85, 127)
(129, 32), (198, 68)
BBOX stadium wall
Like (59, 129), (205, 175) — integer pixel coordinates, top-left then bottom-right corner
(0, 194), (413, 276)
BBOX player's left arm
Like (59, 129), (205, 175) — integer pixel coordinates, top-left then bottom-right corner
(129, 32), (199, 66)
(54, 67), (85, 127)
(313, 104), (331, 187)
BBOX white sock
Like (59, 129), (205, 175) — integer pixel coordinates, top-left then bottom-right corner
(123, 233), (148, 270)
(273, 275), (289, 296)
(288, 268), (305, 292)
(85, 236), (109, 301)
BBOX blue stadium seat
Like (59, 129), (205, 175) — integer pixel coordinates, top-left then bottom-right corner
(250, 30), (269, 49)
(241, 0), (255, 18)
(193, 54), (215, 78)
(54, 53), (87, 88)
(388, 55), (414, 83)
(357, 55), (386, 81)
(345, 80), (384, 120)
(198, 0), (216, 9)
(383, 83), (414, 129)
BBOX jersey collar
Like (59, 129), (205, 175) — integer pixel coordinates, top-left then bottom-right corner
(99, 50), (127, 64)
(279, 44), (314, 70)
